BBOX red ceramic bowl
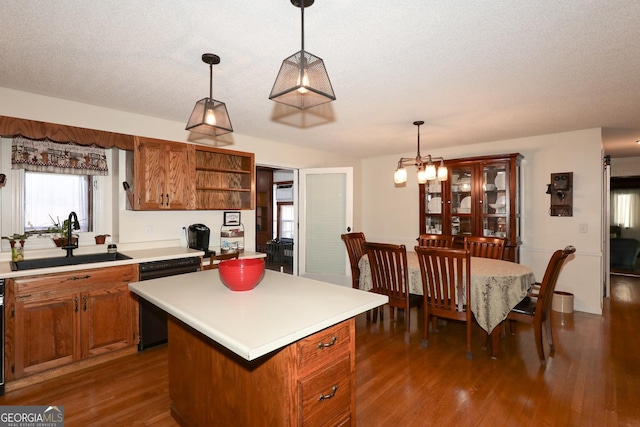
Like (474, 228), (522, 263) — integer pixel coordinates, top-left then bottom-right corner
(218, 258), (266, 291)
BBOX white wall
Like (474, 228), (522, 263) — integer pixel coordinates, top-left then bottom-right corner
(362, 128), (604, 314)
(0, 87), (362, 251)
(0, 88), (605, 313)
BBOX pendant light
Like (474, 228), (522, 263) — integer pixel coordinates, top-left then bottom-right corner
(269, 0), (336, 109)
(186, 53), (233, 136)
(394, 121), (448, 185)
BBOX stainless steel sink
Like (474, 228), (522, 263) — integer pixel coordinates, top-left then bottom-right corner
(10, 252), (132, 271)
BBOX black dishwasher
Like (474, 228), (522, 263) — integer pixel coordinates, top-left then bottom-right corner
(138, 257), (201, 350)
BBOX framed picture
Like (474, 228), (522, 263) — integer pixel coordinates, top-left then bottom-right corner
(223, 211), (241, 226)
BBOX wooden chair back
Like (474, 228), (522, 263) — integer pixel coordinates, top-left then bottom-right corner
(535, 245), (576, 322)
(417, 234), (454, 248)
(363, 241), (421, 343)
(415, 246), (473, 359)
(341, 232), (366, 289)
(203, 252), (240, 270)
(463, 236), (506, 260)
(507, 245), (575, 362)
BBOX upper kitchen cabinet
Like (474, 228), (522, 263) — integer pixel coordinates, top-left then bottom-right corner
(128, 137), (196, 210)
(194, 146), (255, 210)
(420, 153), (523, 262)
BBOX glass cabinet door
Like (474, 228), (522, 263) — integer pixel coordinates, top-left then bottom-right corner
(481, 164), (508, 237)
(424, 180), (444, 234)
(418, 153), (522, 262)
(450, 166), (473, 236)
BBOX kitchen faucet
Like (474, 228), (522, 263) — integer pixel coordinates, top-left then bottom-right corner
(62, 211), (81, 257)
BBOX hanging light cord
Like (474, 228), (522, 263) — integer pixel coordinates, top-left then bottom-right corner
(415, 122), (422, 163)
(300, 1), (305, 52)
(208, 61), (213, 99)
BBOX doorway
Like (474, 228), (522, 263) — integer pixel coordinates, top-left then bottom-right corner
(255, 166), (295, 274)
(610, 175), (640, 276)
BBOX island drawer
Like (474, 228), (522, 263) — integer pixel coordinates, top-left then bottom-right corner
(296, 321), (352, 375)
(297, 355), (352, 427)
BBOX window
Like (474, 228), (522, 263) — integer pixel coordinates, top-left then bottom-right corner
(24, 172), (93, 233)
(277, 202), (295, 239)
(611, 189), (640, 229)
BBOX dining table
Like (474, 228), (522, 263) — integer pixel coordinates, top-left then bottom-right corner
(358, 251), (536, 358)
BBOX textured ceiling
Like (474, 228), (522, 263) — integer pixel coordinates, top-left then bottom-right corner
(1, 1), (640, 159)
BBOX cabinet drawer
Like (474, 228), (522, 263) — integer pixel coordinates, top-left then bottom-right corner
(297, 321), (351, 374)
(298, 355), (352, 427)
(14, 265), (137, 296)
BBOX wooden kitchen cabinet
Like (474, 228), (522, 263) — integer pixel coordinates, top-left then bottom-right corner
(129, 136), (196, 210)
(126, 137), (255, 211)
(5, 265), (138, 380)
(169, 317), (355, 426)
(195, 145), (255, 210)
(420, 153), (523, 262)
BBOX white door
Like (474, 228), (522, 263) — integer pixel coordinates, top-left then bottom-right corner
(299, 167), (353, 285)
(603, 158), (611, 298)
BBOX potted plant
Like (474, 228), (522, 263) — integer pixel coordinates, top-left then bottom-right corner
(95, 234), (110, 244)
(2, 233), (29, 261)
(48, 215), (78, 247)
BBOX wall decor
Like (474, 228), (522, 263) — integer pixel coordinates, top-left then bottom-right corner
(224, 211), (241, 226)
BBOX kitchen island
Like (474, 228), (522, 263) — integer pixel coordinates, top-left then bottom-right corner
(129, 269), (387, 426)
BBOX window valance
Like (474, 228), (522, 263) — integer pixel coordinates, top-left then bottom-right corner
(0, 115), (134, 150)
(12, 135), (108, 176)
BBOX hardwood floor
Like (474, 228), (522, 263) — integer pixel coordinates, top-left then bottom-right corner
(1, 275), (639, 426)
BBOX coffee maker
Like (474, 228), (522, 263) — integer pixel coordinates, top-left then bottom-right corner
(188, 224), (213, 256)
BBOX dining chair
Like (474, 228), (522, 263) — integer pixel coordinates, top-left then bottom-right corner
(415, 246), (473, 359)
(363, 242), (422, 344)
(463, 236), (506, 260)
(203, 252), (240, 270)
(506, 245), (575, 364)
(341, 232), (367, 289)
(417, 234), (455, 248)
(342, 232), (382, 321)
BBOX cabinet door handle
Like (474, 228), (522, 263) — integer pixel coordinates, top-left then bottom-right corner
(74, 296), (79, 313)
(166, 193), (169, 206)
(317, 336), (337, 349)
(83, 295), (87, 311)
(318, 385), (338, 402)
(160, 194), (164, 205)
(68, 275), (91, 281)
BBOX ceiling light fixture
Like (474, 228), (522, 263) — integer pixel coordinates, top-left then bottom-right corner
(186, 53), (233, 136)
(394, 121), (448, 185)
(269, 0), (336, 109)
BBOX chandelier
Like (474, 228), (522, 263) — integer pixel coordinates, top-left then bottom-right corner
(394, 121), (448, 184)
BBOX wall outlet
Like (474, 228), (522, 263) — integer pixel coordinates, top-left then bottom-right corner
(579, 223), (588, 233)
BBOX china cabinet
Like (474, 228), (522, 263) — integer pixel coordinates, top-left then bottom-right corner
(419, 153), (523, 262)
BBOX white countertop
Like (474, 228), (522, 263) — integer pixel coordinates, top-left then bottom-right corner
(128, 270), (388, 361)
(0, 245), (264, 279)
